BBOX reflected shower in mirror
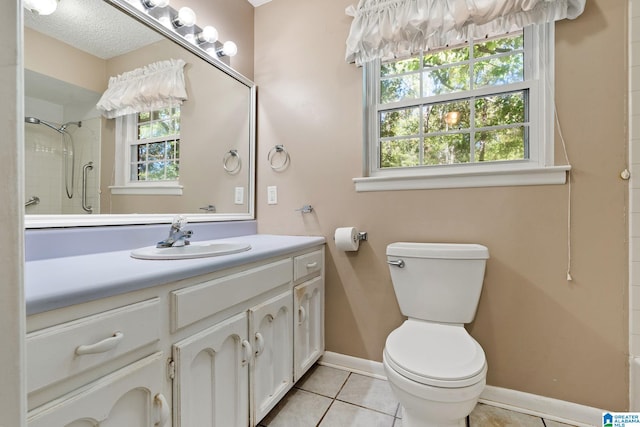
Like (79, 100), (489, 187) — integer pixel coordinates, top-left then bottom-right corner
(23, 0), (254, 223)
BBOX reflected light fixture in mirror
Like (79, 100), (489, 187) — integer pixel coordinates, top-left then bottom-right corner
(141, 0), (170, 9)
(216, 41), (238, 57)
(173, 7), (196, 28)
(24, 0), (58, 15)
(196, 26), (219, 45)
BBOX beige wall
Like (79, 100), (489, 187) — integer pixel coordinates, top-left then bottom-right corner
(24, 27), (107, 93)
(254, 0), (628, 411)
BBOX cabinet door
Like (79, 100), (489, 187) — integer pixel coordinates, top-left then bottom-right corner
(294, 276), (325, 381)
(173, 311), (250, 427)
(27, 352), (169, 427)
(249, 290), (293, 424)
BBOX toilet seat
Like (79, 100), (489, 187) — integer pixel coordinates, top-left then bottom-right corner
(384, 320), (486, 388)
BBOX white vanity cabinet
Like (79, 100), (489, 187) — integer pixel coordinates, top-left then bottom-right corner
(172, 312), (250, 427)
(293, 250), (325, 381)
(27, 352), (170, 427)
(26, 243), (325, 427)
(294, 275), (324, 381)
(250, 289), (293, 423)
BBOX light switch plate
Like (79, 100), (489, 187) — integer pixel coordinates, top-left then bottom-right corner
(234, 187), (244, 205)
(267, 186), (278, 205)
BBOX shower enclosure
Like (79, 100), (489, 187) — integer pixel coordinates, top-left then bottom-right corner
(24, 116), (100, 215)
(24, 70), (101, 215)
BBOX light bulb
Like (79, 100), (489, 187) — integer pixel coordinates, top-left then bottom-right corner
(217, 41), (238, 57)
(196, 26), (218, 44)
(141, 0), (169, 8)
(24, 0), (58, 15)
(173, 7), (196, 28)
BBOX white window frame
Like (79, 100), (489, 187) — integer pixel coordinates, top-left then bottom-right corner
(354, 23), (569, 192)
(110, 110), (184, 196)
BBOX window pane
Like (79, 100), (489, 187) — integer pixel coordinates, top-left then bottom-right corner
(381, 74), (420, 103)
(147, 161), (166, 180)
(138, 123), (151, 140)
(134, 163), (146, 181)
(166, 160), (180, 179)
(381, 57), (421, 77)
(137, 144), (147, 161)
(380, 139), (420, 168)
(380, 107), (420, 137)
(474, 54), (524, 87)
(167, 140), (179, 160)
(475, 127), (526, 162)
(423, 46), (469, 67)
(138, 111), (150, 122)
(424, 133), (471, 165)
(474, 33), (523, 59)
(475, 91), (526, 128)
(424, 100), (470, 133)
(423, 64), (470, 96)
(148, 142), (166, 160)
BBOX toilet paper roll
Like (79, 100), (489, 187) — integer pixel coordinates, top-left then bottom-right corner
(335, 227), (360, 251)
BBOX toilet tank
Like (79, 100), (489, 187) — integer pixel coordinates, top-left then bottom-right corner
(386, 243), (489, 324)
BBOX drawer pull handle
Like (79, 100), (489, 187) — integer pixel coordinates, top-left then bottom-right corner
(241, 339), (253, 366)
(298, 306), (307, 325)
(254, 332), (265, 356)
(306, 262), (318, 269)
(75, 332), (124, 355)
(154, 393), (170, 427)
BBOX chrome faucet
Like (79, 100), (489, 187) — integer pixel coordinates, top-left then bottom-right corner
(157, 216), (193, 248)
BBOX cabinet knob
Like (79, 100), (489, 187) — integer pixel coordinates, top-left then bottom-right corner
(241, 339), (253, 366)
(298, 306), (307, 325)
(153, 393), (170, 427)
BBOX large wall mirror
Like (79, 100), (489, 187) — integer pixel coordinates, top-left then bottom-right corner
(24, 0), (255, 228)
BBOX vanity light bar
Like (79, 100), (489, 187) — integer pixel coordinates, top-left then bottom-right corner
(138, 0), (237, 62)
(141, 0), (169, 9)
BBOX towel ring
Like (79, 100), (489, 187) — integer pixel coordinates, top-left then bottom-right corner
(267, 145), (290, 171)
(223, 150), (242, 174)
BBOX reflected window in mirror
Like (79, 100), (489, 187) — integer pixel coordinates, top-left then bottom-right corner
(130, 107), (181, 182)
(112, 106), (184, 196)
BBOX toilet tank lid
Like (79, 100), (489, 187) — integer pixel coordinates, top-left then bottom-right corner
(386, 242), (489, 259)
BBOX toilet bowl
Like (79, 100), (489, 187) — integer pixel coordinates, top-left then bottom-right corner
(383, 320), (487, 427)
(384, 242), (490, 427)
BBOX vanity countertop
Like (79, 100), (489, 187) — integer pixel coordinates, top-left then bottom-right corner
(25, 234), (326, 316)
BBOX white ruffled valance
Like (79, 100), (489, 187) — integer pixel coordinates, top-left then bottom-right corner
(96, 59), (188, 119)
(345, 0), (586, 66)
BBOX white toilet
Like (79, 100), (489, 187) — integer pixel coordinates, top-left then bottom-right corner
(383, 242), (490, 427)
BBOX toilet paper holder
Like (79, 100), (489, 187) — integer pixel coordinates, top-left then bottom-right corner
(357, 231), (368, 241)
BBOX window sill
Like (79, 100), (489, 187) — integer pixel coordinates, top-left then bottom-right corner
(353, 165), (570, 192)
(109, 184), (184, 196)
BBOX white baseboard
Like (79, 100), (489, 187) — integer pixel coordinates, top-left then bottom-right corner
(631, 356), (640, 411)
(320, 351), (387, 380)
(319, 351), (604, 427)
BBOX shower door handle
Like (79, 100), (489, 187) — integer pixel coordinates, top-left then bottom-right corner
(82, 162), (93, 213)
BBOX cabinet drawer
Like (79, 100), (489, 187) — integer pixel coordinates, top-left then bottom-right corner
(27, 298), (161, 394)
(294, 250), (323, 281)
(171, 258), (293, 331)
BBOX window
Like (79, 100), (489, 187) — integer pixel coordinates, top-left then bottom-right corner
(356, 24), (569, 191)
(110, 106), (184, 195)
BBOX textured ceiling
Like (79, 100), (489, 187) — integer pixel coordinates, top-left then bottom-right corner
(24, 0), (163, 59)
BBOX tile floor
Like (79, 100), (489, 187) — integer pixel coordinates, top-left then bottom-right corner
(259, 364), (578, 427)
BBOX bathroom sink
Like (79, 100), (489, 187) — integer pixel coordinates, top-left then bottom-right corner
(130, 241), (252, 260)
